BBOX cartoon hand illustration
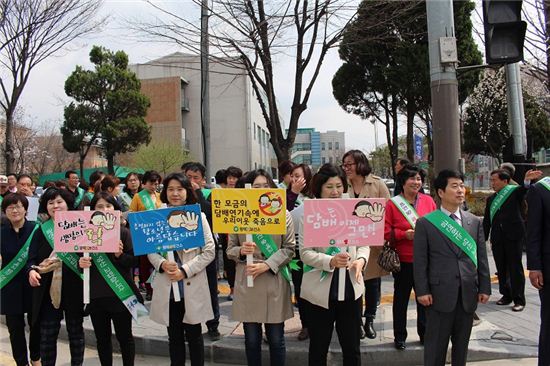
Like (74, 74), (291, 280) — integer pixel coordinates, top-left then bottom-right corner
(180, 211), (199, 231)
(366, 202), (385, 222)
(102, 213), (116, 230)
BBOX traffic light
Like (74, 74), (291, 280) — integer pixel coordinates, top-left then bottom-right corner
(483, 0), (527, 65)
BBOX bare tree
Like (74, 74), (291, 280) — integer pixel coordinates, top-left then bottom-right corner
(0, 0), (105, 173)
(131, 0), (357, 163)
(522, 0), (550, 86)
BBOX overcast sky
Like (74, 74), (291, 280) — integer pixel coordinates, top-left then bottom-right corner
(12, 0), (384, 157)
(11, 0), (538, 157)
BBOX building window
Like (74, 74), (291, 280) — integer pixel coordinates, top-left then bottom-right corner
(329, 157), (333, 163)
(322, 157), (326, 164)
(258, 126), (261, 145)
(253, 123), (256, 140)
(328, 142), (332, 150)
(335, 141), (339, 150)
(321, 142), (325, 150)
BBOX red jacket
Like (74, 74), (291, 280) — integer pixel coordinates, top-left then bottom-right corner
(384, 193), (436, 263)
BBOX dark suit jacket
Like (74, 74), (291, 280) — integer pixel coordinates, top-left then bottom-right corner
(526, 182), (550, 275)
(414, 209), (491, 313)
(483, 185), (528, 243)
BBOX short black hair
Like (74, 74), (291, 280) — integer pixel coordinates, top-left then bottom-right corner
(433, 170), (464, 195)
(90, 191), (121, 211)
(342, 149), (372, 176)
(397, 158), (411, 166)
(238, 169), (276, 188)
(17, 174), (33, 183)
(215, 169), (227, 185)
(65, 170), (78, 179)
(160, 173), (198, 205)
(142, 170), (162, 184)
(1, 193), (29, 213)
(396, 165), (422, 188)
(310, 163), (348, 198)
(490, 169), (511, 182)
(38, 187), (75, 215)
(7, 173), (17, 179)
(183, 162), (206, 178)
(226, 166), (243, 179)
(278, 160), (296, 178)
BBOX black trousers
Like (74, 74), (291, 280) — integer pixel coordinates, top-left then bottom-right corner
(306, 298), (362, 366)
(40, 309), (84, 366)
(291, 263), (307, 328)
(392, 262), (426, 342)
(5, 313), (40, 366)
(424, 293), (473, 366)
(363, 277), (381, 320)
(89, 298), (135, 366)
(539, 271), (550, 366)
(492, 239), (526, 305)
(205, 259), (220, 331)
(167, 299), (204, 366)
(222, 237), (236, 288)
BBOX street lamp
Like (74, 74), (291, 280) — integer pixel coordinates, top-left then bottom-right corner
(370, 115), (379, 150)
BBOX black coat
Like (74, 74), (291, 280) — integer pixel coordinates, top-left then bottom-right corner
(526, 183), (550, 274)
(27, 225), (84, 323)
(483, 185), (528, 243)
(1, 220), (36, 315)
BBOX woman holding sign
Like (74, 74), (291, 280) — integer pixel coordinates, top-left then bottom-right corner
(78, 192), (143, 366)
(1, 193), (41, 366)
(298, 163), (369, 366)
(227, 169), (295, 366)
(147, 173), (215, 366)
(385, 165), (435, 350)
(26, 188), (85, 366)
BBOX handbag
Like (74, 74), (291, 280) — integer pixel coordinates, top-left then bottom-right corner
(377, 240), (401, 273)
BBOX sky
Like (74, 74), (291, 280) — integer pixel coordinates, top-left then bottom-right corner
(11, 0), (381, 157)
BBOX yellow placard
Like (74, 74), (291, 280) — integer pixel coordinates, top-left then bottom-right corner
(211, 188), (286, 235)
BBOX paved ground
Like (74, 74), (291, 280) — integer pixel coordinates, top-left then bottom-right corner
(0, 244), (543, 365)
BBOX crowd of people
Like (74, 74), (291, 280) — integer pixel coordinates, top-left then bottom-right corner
(0, 151), (549, 366)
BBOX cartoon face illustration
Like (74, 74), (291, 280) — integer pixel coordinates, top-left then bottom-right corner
(258, 192), (283, 216)
(89, 211), (116, 230)
(352, 201), (373, 218)
(167, 210), (199, 231)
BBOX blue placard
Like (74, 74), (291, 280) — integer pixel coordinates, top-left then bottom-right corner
(128, 204), (204, 256)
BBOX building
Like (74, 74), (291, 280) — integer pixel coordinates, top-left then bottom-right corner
(289, 128), (345, 170)
(129, 53), (276, 177)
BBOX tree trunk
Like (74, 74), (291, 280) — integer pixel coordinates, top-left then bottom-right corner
(107, 154), (115, 175)
(79, 155), (85, 181)
(4, 111), (15, 174)
(391, 97), (399, 179)
(406, 100), (415, 162)
(545, 0), (550, 87)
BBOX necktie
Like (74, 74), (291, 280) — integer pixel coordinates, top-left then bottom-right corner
(450, 213), (459, 223)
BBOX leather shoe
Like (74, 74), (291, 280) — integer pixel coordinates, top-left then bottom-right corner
(512, 304), (525, 312)
(496, 297), (512, 305)
(364, 320), (376, 339)
(394, 340), (406, 350)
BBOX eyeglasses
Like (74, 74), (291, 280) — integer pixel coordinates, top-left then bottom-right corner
(341, 163), (356, 169)
(6, 205), (25, 212)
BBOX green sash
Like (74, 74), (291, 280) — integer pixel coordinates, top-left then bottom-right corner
(303, 246), (341, 281)
(74, 187), (85, 208)
(490, 184), (518, 222)
(424, 210), (478, 267)
(538, 176), (550, 191)
(201, 188), (211, 200)
(0, 225), (39, 289)
(84, 191), (94, 202)
(119, 191), (133, 207)
(138, 190), (156, 211)
(41, 220), (83, 279)
(0, 195), (3, 206)
(90, 252), (148, 321)
(252, 234), (292, 283)
(390, 195), (419, 229)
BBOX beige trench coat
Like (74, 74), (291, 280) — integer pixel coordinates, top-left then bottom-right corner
(147, 213), (215, 326)
(226, 211), (295, 324)
(348, 174), (391, 280)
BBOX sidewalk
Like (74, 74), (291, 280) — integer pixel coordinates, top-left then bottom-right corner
(15, 246), (544, 365)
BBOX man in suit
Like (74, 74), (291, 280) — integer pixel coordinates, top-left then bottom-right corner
(526, 176), (550, 366)
(414, 170), (491, 366)
(483, 168), (542, 311)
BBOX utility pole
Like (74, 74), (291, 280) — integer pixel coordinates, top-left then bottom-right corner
(426, 0), (462, 174)
(505, 62), (527, 177)
(200, 0), (211, 178)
